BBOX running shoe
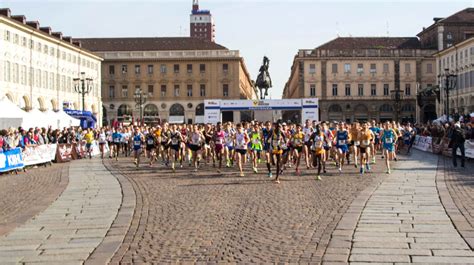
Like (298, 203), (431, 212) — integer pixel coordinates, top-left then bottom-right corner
(338, 167), (342, 173)
(316, 175), (322, 181)
(253, 167), (258, 173)
(354, 163), (358, 168)
(366, 163), (371, 172)
(258, 158), (262, 164)
(394, 157), (398, 162)
(386, 169), (391, 174)
(240, 172), (244, 177)
(323, 169), (327, 174)
(194, 168), (198, 172)
(360, 167), (364, 174)
(268, 172), (273, 178)
(275, 179), (280, 184)
(295, 168), (300, 175)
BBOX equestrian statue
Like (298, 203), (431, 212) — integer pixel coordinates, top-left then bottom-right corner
(254, 56), (273, 99)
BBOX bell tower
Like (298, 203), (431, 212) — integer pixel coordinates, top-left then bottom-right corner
(190, 0), (215, 42)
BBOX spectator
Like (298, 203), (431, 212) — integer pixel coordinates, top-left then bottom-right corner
(450, 122), (466, 168)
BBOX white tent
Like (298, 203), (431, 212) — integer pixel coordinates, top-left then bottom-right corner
(22, 108), (51, 129)
(56, 109), (80, 129)
(0, 97), (27, 129)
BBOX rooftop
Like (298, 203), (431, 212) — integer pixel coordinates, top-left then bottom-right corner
(315, 37), (422, 50)
(76, 37), (227, 52)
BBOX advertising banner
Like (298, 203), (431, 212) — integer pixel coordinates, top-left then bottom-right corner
(204, 100), (221, 125)
(220, 99), (302, 111)
(56, 144), (74, 163)
(457, 140), (474, 159)
(0, 148), (24, 172)
(23, 144), (57, 166)
(301, 98), (319, 122)
(412, 136), (433, 152)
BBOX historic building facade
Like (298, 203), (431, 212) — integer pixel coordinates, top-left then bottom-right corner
(190, 0), (215, 42)
(283, 37), (437, 122)
(435, 37), (474, 116)
(0, 8), (103, 124)
(78, 37), (255, 125)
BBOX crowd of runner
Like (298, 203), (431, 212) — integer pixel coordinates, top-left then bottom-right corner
(96, 120), (422, 184)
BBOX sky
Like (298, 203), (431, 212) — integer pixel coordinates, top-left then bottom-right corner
(1, 0), (473, 99)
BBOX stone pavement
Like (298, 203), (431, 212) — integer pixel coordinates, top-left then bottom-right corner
(106, 155), (382, 263)
(0, 163), (69, 237)
(324, 150), (474, 264)
(0, 158), (123, 265)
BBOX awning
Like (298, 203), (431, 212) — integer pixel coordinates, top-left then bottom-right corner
(64, 109), (97, 128)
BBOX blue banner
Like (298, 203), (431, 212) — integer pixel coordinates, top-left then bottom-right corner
(0, 148), (25, 172)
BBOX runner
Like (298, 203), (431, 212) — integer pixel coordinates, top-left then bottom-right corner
(358, 122), (373, 174)
(169, 124), (183, 172)
(270, 122), (287, 184)
(189, 124), (205, 172)
(335, 123), (350, 172)
(213, 122), (225, 173)
(132, 127), (144, 168)
(310, 124), (325, 180)
(349, 122), (360, 168)
(97, 128), (107, 159)
(381, 121), (398, 174)
(249, 123), (262, 173)
(145, 129), (157, 166)
(369, 121), (381, 164)
(160, 123), (170, 166)
(291, 123), (305, 175)
(302, 119), (313, 170)
(234, 123), (249, 177)
(262, 121), (273, 178)
(224, 122), (235, 168)
(112, 128), (122, 161)
(83, 128), (94, 159)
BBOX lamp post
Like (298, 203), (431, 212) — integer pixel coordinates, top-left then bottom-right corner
(438, 68), (457, 122)
(73, 72), (93, 111)
(134, 87), (147, 126)
(390, 87), (404, 122)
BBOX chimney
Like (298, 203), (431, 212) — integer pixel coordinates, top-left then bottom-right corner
(11, 15), (26, 24)
(433, 17), (444, 23)
(63, 36), (73, 44)
(40, 26), (52, 35)
(73, 40), (82, 48)
(26, 21), (40, 30)
(0, 8), (11, 17)
(52, 32), (63, 40)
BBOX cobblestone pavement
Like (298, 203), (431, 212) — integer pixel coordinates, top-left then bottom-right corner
(106, 154), (385, 264)
(0, 158), (123, 265)
(0, 163), (69, 237)
(325, 150), (474, 264)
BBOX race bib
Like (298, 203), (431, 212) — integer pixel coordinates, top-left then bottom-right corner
(147, 139), (154, 145)
(338, 140), (346, 145)
(354, 141), (360, 146)
(171, 138), (178, 145)
(362, 140), (370, 146)
(134, 140), (141, 146)
(215, 139), (223, 145)
(114, 138), (120, 143)
(252, 138), (260, 145)
(385, 138), (393, 144)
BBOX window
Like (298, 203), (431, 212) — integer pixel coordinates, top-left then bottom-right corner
(223, 63), (228, 73)
(37, 42), (41, 52)
(12, 63), (19, 84)
(22, 37), (27, 47)
(135, 65), (141, 74)
(174, 64), (180, 73)
(383, 63), (389, 73)
(187, 84), (193, 97)
(344, 63), (351, 73)
(426, 63), (433, 74)
(370, 64), (376, 73)
(121, 65), (127, 74)
(200, 84), (206, 96)
(200, 64), (206, 73)
(147, 65), (154, 74)
(310, 84), (316, 96)
(109, 65), (115, 75)
(370, 84), (376, 96)
(223, 84), (229, 97)
(447, 32), (453, 40)
(357, 64), (364, 74)
(109, 86), (115, 98)
(358, 84), (364, 96)
(187, 64), (193, 73)
(174, 85), (180, 96)
(332, 84), (338, 96)
(309, 64), (316, 74)
(332, 63), (338, 74)
(405, 84), (411, 96)
(148, 85), (154, 96)
(160, 64), (167, 73)
(122, 85), (128, 97)
(345, 84), (351, 96)
(4, 30), (10, 41)
(13, 34), (18, 44)
(405, 63), (411, 73)
(383, 84), (389, 96)
(43, 44), (48, 54)
(161, 85), (167, 97)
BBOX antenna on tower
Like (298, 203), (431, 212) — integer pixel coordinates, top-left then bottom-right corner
(386, 21), (390, 37)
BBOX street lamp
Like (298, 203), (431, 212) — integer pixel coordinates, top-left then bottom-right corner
(437, 68), (457, 122)
(73, 72), (93, 111)
(134, 87), (147, 126)
(390, 87), (404, 122)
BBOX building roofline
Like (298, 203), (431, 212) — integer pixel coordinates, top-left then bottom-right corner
(434, 36), (474, 56)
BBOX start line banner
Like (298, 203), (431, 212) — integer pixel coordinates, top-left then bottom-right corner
(0, 148), (24, 172)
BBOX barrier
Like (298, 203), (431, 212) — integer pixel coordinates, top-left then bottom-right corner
(0, 148), (24, 172)
(412, 136), (433, 152)
(56, 144), (74, 163)
(413, 135), (474, 159)
(23, 144), (57, 166)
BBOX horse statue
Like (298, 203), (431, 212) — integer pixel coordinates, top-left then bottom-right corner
(255, 56), (272, 99)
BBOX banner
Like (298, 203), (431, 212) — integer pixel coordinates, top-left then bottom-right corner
(219, 99), (302, 111)
(23, 144), (57, 166)
(56, 144), (74, 163)
(456, 140), (474, 159)
(0, 148), (24, 172)
(412, 136), (433, 152)
(301, 98), (319, 122)
(204, 100), (221, 125)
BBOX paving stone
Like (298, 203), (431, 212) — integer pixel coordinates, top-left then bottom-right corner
(351, 248), (431, 256)
(349, 254), (410, 263)
(411, 256), (474, 263)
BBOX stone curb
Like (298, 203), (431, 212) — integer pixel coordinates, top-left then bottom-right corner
(435, 156), (474, 250)
(84, 161), (137, 265)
